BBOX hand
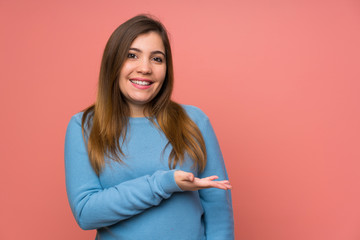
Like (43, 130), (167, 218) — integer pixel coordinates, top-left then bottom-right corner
(174, 170), (232, 191)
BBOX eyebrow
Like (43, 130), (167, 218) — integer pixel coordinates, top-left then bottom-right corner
(129, 48), (166, 57)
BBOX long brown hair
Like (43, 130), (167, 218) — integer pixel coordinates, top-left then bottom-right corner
(82, 14), (206, 175)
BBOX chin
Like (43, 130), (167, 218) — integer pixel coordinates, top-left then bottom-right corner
(131, 98), (152, 105)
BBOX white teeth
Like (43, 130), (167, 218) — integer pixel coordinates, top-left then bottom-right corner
(130, 80), (151, 86)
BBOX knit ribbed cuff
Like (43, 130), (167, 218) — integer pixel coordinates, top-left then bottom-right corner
(159, 170), (183, 194)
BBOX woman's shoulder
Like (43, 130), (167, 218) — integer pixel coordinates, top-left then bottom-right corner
(181, 104), (210, 125)
(67, 111), (93, 131)
(68, 111), (84, 125)
(65, 111), (94, 138)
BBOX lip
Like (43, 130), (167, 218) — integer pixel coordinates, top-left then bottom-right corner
(130, 77), (153, 82)
(129, 78), (154, 90)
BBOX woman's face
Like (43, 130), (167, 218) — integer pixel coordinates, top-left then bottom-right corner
(119, 31), (166, 116)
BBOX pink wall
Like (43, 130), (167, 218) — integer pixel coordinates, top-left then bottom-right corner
(1, 0), (359, 239)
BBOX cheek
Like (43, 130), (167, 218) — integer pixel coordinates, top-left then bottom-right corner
(119, 74), (127, 91)
(119, 64), (133, 86)
(156, 66), (167, 83)
(120, 64), (131, 79)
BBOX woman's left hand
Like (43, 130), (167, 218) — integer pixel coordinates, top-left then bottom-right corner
(174, 170), (232, 191)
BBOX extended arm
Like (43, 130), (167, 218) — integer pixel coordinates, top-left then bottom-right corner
(64, 114), (182, 230)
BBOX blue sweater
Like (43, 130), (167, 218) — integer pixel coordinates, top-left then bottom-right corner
(64, 105), (234, 240)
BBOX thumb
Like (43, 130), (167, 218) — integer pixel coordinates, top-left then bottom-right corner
(186, 172), (195, 182)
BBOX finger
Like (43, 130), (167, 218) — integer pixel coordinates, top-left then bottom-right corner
(193, 179), (228, 190)
(219, 181), (232, 189)
(209, 181), (232, 190)
(216, 180), (230, 184)
(203, 175), (219, 181)
(211, 183), (228, 190)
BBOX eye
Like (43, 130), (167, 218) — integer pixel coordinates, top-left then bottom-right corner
(127, 53), (137, 59)
(152, 57), (163, 63)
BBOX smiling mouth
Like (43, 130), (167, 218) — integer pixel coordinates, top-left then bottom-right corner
(130, 79), (154, 86)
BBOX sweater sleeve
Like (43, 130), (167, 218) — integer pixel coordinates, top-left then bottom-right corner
(198, 115), (234, 240)
(64, 114), (182, 230)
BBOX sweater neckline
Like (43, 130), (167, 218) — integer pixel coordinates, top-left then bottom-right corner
(128, 116), (153, 124)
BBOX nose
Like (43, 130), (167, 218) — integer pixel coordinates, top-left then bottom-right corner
(136, 59), (152, 74)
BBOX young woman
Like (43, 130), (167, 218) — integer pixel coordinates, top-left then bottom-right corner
(65, 14), (234, 239)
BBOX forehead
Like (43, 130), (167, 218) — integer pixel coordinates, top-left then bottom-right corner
(130, 31), (165, 52)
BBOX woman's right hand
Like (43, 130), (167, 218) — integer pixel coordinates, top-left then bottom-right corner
(174, 170), (232, 191)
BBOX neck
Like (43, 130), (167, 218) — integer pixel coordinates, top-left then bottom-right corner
(128, 103), (147, 118)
